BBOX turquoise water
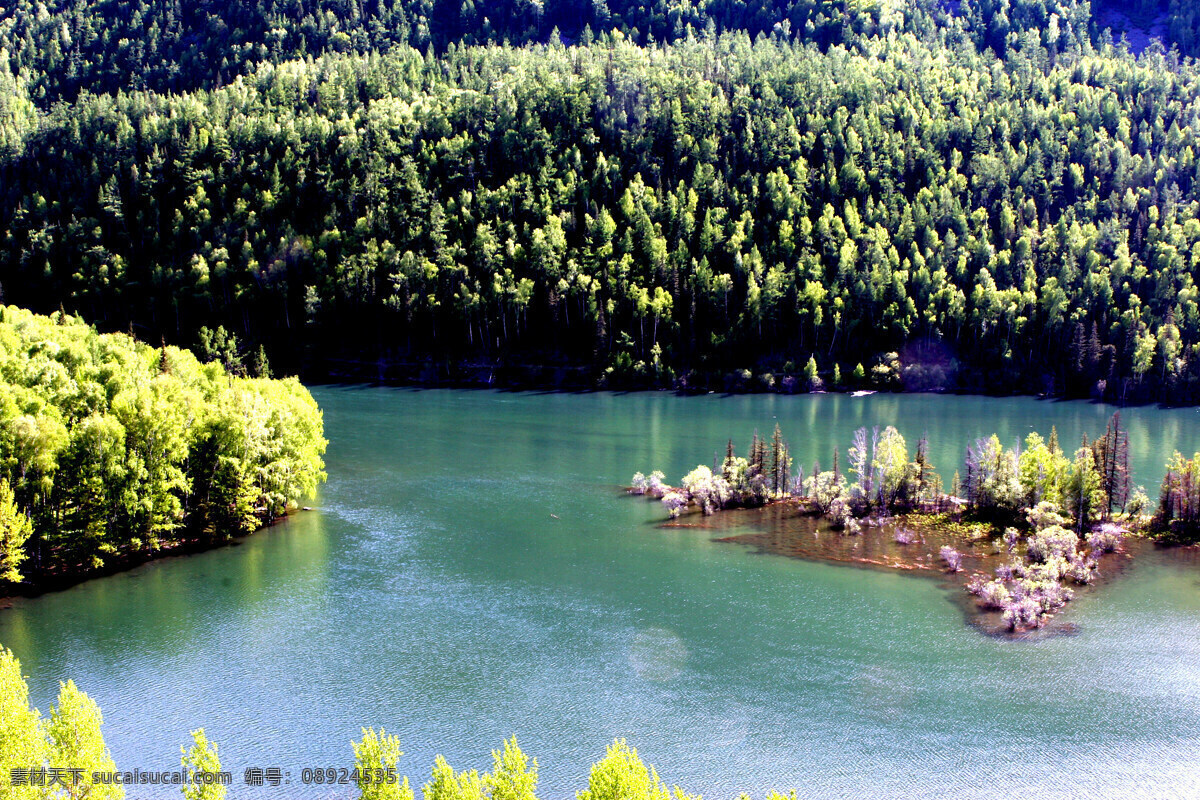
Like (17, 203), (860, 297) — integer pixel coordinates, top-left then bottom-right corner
(2, 389), (1199, 799)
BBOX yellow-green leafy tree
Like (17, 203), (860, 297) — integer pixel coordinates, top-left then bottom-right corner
(181, 729), (225, 800)
(353, 728), (413, 800)
(0, 647), (47, 800)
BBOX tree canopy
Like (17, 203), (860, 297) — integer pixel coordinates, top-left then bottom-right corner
(0, 305), (327, 587)
(2, 3), (1200, 400)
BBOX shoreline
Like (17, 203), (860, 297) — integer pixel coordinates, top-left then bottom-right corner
(303, 357), (1199, 409)
(0, 510), (312, 606)
(304, 372), (1195, 411)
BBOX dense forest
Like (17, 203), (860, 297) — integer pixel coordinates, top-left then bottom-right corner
(0, 306), (327, 589)
(4, 0), (1200, 104)
(4, 2), (1200, 400)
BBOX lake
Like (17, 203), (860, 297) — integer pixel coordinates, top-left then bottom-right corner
(2, 388), (1200, 799)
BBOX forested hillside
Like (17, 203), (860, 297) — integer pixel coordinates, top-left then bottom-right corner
(0, 306), (327, 589)
(10, 0), (1199, 105)
(2, 1), (1200, 400)
(1, 0), (941, 101)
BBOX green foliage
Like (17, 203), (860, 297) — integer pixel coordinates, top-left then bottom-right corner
(873, 426), (910, 508)
(1017, 432), (1069, 509)
(1027, 525), (1081, 563)
(964, 435), (1023, 516)
(0, 305), (327, 583)
(484, 737), (538, 800)
(837, 425), (944, 512)
(1127, 484), (1151, 518)
(0, 478), (32, 583)
(0, 647), (46, 800)
(802, 470), (846, 514)
(424, 756), (486, 800)
(1064, 446), (1106, 531)
(5, 24), (1200, 400)
(182, 729), (226, 800)
(0, 0), (923, 104)
(803, 357), (821, 391)
(353, 728), (414, 800)
(46, 680), (124, 800)
(577, 739), (698, 800)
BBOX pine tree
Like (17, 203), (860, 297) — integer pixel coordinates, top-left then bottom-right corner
(749, 431), (764, 477)
(915, 434), (936, 505)
(780, 444), (791, 496)
(250, 345), (272, 379)
(769, 424), (786, 494)
(1097, 412), (1130, 515)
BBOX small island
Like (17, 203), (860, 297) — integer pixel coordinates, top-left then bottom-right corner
(632, 415), (1199, 634)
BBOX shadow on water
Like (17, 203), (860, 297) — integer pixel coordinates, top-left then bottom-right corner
(655, 501), (1146, 640)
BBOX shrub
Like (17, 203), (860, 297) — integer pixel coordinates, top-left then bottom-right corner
(661, 492), (688, 519)
(1125, 485), (1150, 518)
(1065, 554), (1098, 584)
(1001, 596), (1044, 630)
(977, 579), (1011, 610)
(827, 497), (852, 530)
(802, 471), (845, 515)
(1002, 527), (1020, 553)
(939, 546), (962, 572)
(1086, 523), (1124, 554)
(1025, 501), (1067, 532)
(1026, 526), (1079, 563)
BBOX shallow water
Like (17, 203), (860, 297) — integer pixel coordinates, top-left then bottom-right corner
(2, 388), (1199, 799)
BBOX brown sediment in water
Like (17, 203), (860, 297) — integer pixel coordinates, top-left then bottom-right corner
(660, 501), (1143, 638)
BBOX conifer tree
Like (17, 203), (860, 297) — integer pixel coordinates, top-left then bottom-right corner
(769, 424), (786, 494)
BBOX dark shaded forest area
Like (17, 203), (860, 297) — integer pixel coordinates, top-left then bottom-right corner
(3, 0), (1200, 400)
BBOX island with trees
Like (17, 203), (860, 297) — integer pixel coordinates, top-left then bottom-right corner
(0, 305), (327, 594)
(632, 413), (1200, 633)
